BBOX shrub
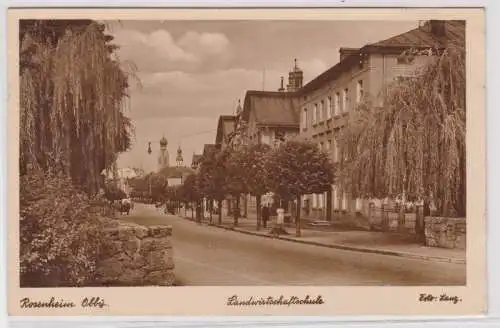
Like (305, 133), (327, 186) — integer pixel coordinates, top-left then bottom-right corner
(20, 171), (106, 287)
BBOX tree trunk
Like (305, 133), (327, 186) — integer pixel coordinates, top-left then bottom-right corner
(191, 202), (194, 219)
(256, 194), (262, 231)
(244, 194), (248, 218)
(234, 195), (240, 227)
(209, 199), (213, 224)
(398, 191), (406, 232)
(326, 188), (332, 221)
(296, 194), (302, 237)
(218, 199), (223, 225)
(420, 199), (431, 245)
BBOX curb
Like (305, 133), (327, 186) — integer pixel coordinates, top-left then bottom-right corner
(182, 216), (466, 265)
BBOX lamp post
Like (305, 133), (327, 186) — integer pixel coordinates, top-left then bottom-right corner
(147, 142), (152, 203)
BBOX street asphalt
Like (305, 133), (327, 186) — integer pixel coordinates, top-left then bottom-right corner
(120, 204), (466, 286)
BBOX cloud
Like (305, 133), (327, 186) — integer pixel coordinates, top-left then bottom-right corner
(128, 67), (283, 120)
(111, 28), (231, 73)
(178, 31), (231, 56)
(300, 58), (330, 83)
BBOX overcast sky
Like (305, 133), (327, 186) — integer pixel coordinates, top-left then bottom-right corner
(107, 20), (418, 172)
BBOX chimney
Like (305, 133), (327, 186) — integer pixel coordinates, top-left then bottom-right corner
(339, 48), (360, 62)
(278, 76), (285, 92)
(430, 20), (446, 37)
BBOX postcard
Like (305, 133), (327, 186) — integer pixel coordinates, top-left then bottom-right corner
(7, 7), (486, 316)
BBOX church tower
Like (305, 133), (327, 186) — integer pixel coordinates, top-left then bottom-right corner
(157, 136), (169, 171)
(287, 58), (303, 92)
(176, 145), (184, 167)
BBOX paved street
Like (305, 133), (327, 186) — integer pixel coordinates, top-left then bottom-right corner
(120, 204), (466, 286)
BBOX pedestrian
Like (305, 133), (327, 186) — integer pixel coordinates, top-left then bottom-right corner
(261, 204), (269, 228)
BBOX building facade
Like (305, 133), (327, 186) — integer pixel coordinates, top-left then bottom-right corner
(215, 115), (237, 149)
(297, 20), (465, 218)
(210, 20), (464, 221)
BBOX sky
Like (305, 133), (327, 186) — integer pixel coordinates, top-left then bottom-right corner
(107, 20), (419, 173)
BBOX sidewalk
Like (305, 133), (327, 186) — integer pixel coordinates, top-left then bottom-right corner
(181, 209), (466, 265)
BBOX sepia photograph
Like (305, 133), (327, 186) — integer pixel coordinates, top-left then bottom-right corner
(7, 8), (486, 316)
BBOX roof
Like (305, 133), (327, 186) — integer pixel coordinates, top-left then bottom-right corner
(191, 154), (202, 164)
(203, 144), (216, 156)
(242, 91), (300, 127)
(299, 20), (465, 94)
(157, 166), (195, 179)
(215, 115), (236, 145)
(371, 20), (465, 48)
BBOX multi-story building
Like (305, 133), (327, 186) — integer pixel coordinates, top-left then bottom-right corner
(240, 60), (303, 146)
(241, 90), (300, 146)
(297, 20), (465, 218)
(215, 114), (237, 149)
(213, 20), (464, 221)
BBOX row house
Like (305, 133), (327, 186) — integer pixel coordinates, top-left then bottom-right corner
(297, 20), (465, 218)
(215, 114), (237, 149)
(238, 67), (303, 215)
(241, 90), (300, 146)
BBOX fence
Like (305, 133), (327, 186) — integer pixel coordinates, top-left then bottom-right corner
(367, 203), (422, 234)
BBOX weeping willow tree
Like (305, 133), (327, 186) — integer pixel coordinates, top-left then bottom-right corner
(339, 37), (466, 218)
(20, 20), (136, 195)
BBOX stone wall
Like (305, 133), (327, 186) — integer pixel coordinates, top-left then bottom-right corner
(424, 217), (466, 250)
(94, 218), (175, 286)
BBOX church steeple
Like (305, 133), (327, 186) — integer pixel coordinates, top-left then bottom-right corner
(287, 58), (303, 92)
(157, 135), (170, 171)
(176, 145), (184, 167)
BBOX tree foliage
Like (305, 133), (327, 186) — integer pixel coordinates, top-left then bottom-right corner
(240, 143), (271, 197)
(149, 172), (169, 202)
(339, 40), (466, 217)
(19, 20), (136, 195)
(18, 20), (136, 286)
(197, 147), (227, 223)
(265, 140), (335, 236)
(266, 140), (335, 199)
(180, 173), (202, 204)
(104, 182), (127, 201)
(237, 143), (271, 229)
(20, 171), (106, 287)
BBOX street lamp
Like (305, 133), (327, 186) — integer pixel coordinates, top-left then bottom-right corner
(147, 142), (153, 202)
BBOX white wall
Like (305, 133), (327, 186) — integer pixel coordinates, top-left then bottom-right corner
(168, 177), (183, 186)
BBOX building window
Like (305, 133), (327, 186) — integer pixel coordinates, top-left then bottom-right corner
(397, 55), (415, 65)
(327, 96), (332, 119)
(334, 92), (340, 115)
(325, 140), (331, 151)
(312, 104), (317, 124)
(302, 108), (308, 130)
(319, 100), (325, 122)
(333, 139), (339, 163)
(318, 101), (325, 122)
(343, 88), (349, 112)
(356, 80), (364, 103)
(320, 142), (324, 151)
